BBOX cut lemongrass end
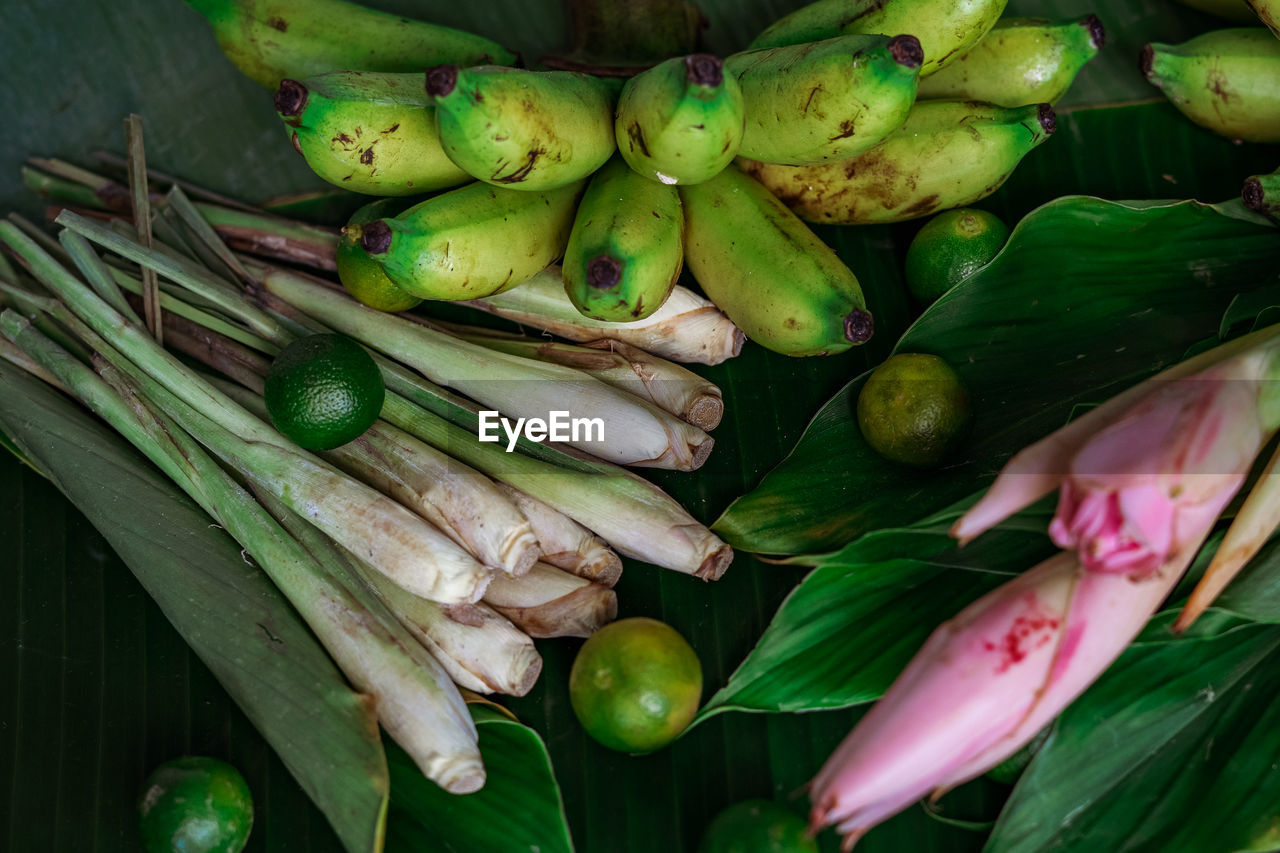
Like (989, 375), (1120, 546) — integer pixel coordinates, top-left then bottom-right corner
(194, 202), (340, 271)
(494, 483), (623, 586)
(353, 558), (543, 697)
(450, 329), (724, 430)
(482, 562), (618, 639)
(467, 266), (745, 366)
(256, 265), (715, 471)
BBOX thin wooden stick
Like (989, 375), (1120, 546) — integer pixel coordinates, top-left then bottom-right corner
(125, 116), (162, 344)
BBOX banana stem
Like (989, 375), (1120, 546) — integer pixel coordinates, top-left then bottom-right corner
(494, 483), (623, 586)
(0, 221), (492, 605)
(482, 562), (618, 638)
(450, 326), (724, 430)
(256, 265), (715, 471)
(351, 559), (543, 697)
(467, 265), (744, 366)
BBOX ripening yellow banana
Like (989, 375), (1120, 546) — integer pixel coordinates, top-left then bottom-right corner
(184, 0), (515, 89)
(681, 165), (872, 357)
(274, 72), (469, 195)
(425, 65), (617, 191)
(916, 16), (1106, 107)
(740, 100), (1056, 225)
(750, 0), (1010, 77)
(615, 54), (746, 185)
(726, 34), (922, 165)
(1143, 29), (1280, 143)
(563, 158), (684, 321)
(1247, 0), (1279, 36)
(355, 181), (583, 300)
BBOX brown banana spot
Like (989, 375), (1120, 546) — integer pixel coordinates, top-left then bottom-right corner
(266, 16), (288, 32)
(627, 121), (650, 157)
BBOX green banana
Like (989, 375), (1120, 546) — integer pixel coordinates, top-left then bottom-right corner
(680, 166), (871, 357)
(726, 34), (922, 165)
(1247, 0), (1280, 37)
(356, 181), (583, 301)
(562, 158), (684, 322)
(916, 16), (1105, 107)
(425, 66), (616, 191)
(749, 0), (1009, 77)
(1243, 167), (1280, 219)
(1176, 0), (1260, 22)
(1142, 29), (1280, 143)
(615, 54), (745, 185)
(184, 0), (516, 90)
(740, 100), (1056, 225)
(337, 198), (422, 312)
(274, 72), (470, 196)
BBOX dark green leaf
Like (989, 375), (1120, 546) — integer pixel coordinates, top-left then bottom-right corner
(385, 706), (574, 853)
(985, 620), (1280, 853)
(0, 361), (389, 853)
(716, 197), (1280, 555)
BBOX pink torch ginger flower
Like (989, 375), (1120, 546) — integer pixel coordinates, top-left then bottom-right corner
(811, 329), (1280, 848)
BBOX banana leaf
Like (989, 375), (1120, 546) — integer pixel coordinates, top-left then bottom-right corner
(0, 361), (389, 853)
(715, 197), (1280, 555)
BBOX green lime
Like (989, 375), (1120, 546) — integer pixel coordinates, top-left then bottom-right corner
(264, 333), (384, 450)
(698, 800), (818, 853)
(569, 617), (702, 754)
(337, 198), (422, 312)
(904, 208), (1009, 304)
(137, 756), (253, 853)
(857, 353), (971, 468)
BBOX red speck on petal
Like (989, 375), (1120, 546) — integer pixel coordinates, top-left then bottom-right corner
(989, 603), (1062, 674)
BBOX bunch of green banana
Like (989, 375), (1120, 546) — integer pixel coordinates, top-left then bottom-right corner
(1243, 167), (1280, 219)
(336, 198), (422, 312)
(740, 100), (1056, 225)
(355, 181), (583, 300)
(1176, 0), (1261, 22)
(681, 166), (872, 357)
(1142, 29), (1280, 143)
(184, 0), (515, 90)
(274, 72), (470, 196)
(425, 66), (617, 191)
(563, 159), (684, 321)
(749, 0), (1009, 77)
(916, 16), (1106, 107)
(615, 54), (745, 185)
(1248, 0), (1279, 37)
(726, 34), (923, 165)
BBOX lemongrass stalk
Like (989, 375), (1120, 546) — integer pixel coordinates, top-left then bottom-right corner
(481, 562), (618, 638)
(22, 166), (116, 212)
(350, 558), (543, 697)
(379, 391), (734, 579)
(55, 210), (285, 341)
(58, 230), (141, 322)
(0, 248), (16, 283)
(109, 267), (277, 354)
(195, 203), (339, 271)
(4, 317), (483, 791)
(494, 483), (623, 586)
(467, 266), (745, 366)
(257, 266), (714, 471)
(218, 378), (541, 577)
(0, 334), (67, 392)
(250, 488), (483, 792)
(0, 222), (492, 605)
(453, 329), (724, 430)
(9, 213), (72, 266)
(91, 150), (261, 213)
(165, 187), (253, 282)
